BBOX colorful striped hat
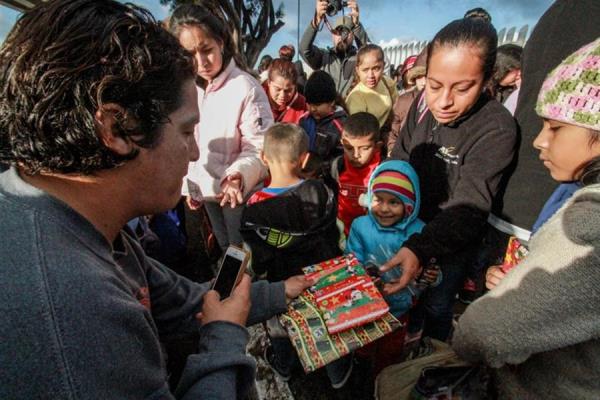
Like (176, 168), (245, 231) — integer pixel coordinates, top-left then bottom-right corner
(536, 37), (600, 131)
(371, 170), (416, 215)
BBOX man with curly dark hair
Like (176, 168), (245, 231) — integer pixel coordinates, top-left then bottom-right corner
(0, 1), (310, 398)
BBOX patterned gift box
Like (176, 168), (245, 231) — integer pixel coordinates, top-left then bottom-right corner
(279, 254), (402, 372)
(500, 236), (529, 273)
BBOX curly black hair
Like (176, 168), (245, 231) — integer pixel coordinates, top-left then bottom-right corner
(0, 0), (196, 174)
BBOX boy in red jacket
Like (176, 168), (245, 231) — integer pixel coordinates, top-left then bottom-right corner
(330, 112), (383, 238)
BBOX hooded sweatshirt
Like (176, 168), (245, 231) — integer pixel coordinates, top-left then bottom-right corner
(345, 160), (425, 318)
(240, 179), (341, 282)
(390, 92), (517, 265)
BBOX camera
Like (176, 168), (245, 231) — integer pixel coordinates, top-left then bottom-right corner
(326, 0), (348, 17)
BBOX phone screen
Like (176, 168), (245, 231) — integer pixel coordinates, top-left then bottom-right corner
(213, 254), (243, 299)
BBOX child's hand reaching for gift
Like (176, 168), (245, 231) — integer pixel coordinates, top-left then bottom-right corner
(485, 265), (506, 290)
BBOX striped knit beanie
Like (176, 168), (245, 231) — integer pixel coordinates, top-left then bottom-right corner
(371, 170), (416, 216)
(536, 37), (600, 131)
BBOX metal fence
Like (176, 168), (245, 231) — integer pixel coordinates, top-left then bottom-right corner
(383, 24), (530, 70)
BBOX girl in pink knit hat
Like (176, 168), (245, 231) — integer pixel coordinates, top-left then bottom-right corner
(453, 37), (600, 400)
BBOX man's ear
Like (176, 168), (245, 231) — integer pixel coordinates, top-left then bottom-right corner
(95, 103), (135, 156)
(259, 150), (269, 166)
(375, 140), (384, 149)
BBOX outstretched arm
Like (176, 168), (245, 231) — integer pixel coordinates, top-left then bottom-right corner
(347, 1), (370, 47)
(300, 0), (328, 69)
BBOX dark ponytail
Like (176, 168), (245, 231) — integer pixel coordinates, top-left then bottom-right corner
(427, 18), (497, 82)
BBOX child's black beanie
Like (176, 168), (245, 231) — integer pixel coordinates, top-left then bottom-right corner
(304, 70), (337, 105)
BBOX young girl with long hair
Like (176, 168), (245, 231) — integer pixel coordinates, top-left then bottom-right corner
(169, 4), (273, 251)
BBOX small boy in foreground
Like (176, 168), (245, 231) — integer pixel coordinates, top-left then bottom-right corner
(240, 123), (353, 388)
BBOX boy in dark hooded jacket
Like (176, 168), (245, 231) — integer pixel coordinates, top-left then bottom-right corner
(241, 123), (353, 388)
(299, 71), (347, 178)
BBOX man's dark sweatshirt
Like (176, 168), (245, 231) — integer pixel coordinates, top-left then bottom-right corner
(0, 168), (288, 400)
(391, 93), (517, 265)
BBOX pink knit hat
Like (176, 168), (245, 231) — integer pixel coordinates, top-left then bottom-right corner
(536, 37), (600, 131)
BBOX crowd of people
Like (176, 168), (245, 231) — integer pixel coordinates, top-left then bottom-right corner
(0, 0), (599, 399)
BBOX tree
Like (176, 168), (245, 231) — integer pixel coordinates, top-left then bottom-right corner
(161, 0), (285, 68)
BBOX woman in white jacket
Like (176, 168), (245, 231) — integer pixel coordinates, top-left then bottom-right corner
(170, 4), (273, 250)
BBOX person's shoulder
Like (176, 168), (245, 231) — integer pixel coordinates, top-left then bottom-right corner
(400, 87), (419, 101)
(349, 213), (375, 234)
(226, 66), (264, 92)
(297, 178), (331, 195)
(395, 88), (418, 108)
(480, 96), (517, 126)
(381, 76), (397, 92)
(332, 107), (348, 119)
(468, 96), (517, 139)
(562, 185), (600, 245)
(0, 195), (100, 264)
(293, 93), (307, 109)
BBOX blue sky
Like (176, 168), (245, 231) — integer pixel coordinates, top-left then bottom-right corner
(1, 0), (554, 67)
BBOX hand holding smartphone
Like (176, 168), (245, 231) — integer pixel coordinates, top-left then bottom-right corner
(200, 274), (252, 327)
(211, 245), (250, 300)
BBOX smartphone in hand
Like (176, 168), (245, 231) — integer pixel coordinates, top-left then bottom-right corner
(211, 245), (249, 300)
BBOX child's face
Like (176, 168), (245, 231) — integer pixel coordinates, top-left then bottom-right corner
(307, 101), (335, 121)
(425, 45), (486, 124)
(534, 119), (600, 182)
(356, 51), (384, 89)
(341, 132), (379, 168)
(371, 191), (405, 227)
(178, 26), (223, 82)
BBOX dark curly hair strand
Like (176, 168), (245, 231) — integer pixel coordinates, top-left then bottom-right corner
(0, 0), (196, 174)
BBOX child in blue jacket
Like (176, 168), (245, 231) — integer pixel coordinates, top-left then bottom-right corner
(346, 160), (436, 318)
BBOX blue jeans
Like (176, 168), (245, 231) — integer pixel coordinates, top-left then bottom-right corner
(408, 260), (468, 341)
(203, 201), (244, 251)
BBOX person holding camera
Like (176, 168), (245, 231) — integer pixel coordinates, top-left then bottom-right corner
(300, 0), (370, 98)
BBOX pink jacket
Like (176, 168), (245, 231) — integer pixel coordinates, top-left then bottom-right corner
(183, 60), (273, 199)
